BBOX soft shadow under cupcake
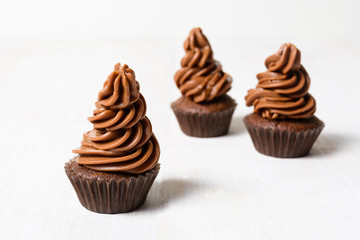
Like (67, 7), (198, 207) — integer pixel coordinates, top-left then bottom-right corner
(138, 178), (200, 212)
(227, 115), (245, 136)
(308, 132), (352, 157)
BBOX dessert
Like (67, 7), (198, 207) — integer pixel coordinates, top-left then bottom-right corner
(244, 43), (324, 158)
(171, 27), (237, 137)
(65, 63), (160, 213)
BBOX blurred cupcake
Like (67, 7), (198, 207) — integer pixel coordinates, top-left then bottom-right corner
(244, 43), (324, 158)
(171, 27), (237, 137)
(65, 63), (160, 213)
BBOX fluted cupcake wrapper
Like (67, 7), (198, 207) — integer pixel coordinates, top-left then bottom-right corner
(172, 105), (236, 138)
(244, 118), (324, 158)
(65, 160), (160, 214)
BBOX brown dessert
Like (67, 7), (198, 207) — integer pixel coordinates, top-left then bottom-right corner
(171, 27), (237, 137)
(244, 43), (324, 158)
(65, 63), (160, 213)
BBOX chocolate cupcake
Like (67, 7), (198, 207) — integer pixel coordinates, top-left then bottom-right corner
(171, 27), (237, 137)
(244, 43), (324, 158)
(65, 63), (160, 213)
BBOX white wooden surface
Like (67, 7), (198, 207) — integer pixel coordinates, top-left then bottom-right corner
(0, 35), (360, 239)
(1, 0), (360, 235)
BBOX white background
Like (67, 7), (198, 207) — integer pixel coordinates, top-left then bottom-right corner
(1, 0), (360, 239)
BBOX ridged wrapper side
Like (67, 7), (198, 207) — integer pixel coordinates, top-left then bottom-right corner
(172, 104), (236, 138)
(244, 115), (324, 158)
(65, 159), (160, 213)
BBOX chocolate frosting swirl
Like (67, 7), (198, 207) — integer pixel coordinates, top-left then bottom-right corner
(174, 27), (232, 103)
(73, 63), (160, 174)
(245, 43), (316, 119)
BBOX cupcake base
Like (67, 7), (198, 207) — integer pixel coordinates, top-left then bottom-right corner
(243, 113), (324, 158)
(65, 157), (160, 214)
(171, 94), (237, 138)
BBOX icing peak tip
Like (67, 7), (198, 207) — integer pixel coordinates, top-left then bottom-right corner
(98, 63), (139, 109)
(265, 43), (301, 73)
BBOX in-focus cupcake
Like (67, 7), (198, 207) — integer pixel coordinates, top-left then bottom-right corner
(244, 43), (324, 158)
(65, 63), (160, 213)
(171, 27), (237, 137)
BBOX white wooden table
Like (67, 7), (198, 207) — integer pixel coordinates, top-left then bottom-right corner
(1, 36), (360, 239)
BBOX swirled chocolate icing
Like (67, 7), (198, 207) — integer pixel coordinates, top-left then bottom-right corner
(174, 27), (232, 103)
(245, 43), (316, 119)
(73, 63), (160, 174)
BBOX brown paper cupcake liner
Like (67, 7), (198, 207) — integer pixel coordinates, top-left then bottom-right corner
(172, 105), (236, 137)
(244, 115), (324, 158)
(65, 159), (160, 214)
